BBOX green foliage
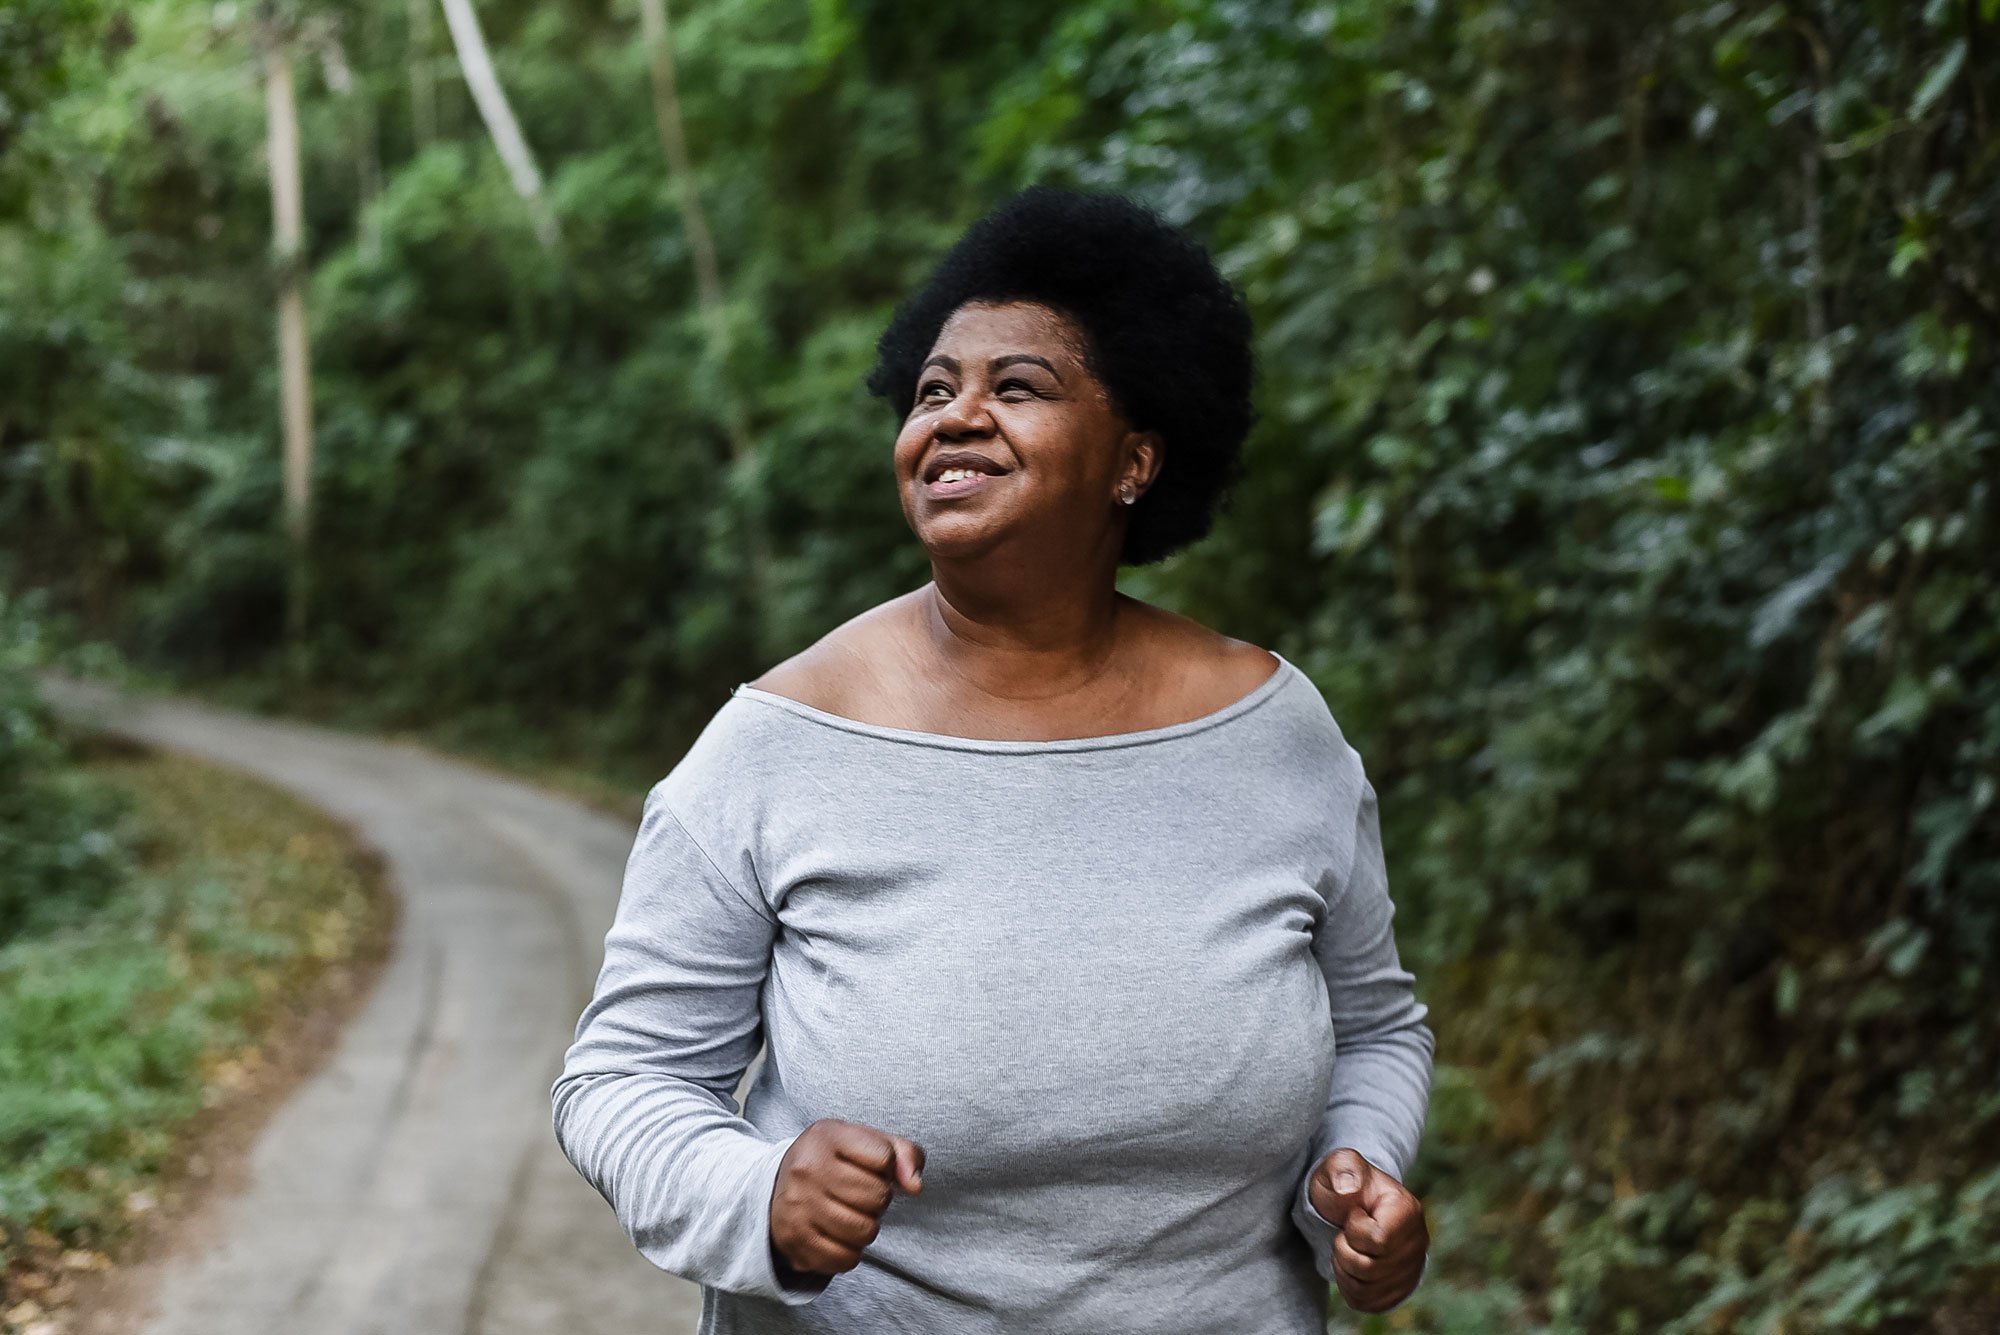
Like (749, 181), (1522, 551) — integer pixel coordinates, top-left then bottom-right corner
(0, 591), (131, 942)
(3, 0), (1995, 1326)
(0, 746), (385, 1267)
(0, 922), (212, 1236)
(0, 0), (107, 174)
(1019, 0), (1994, 1326)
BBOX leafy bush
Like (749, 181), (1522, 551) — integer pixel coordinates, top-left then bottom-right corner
(992, 1), (1997, 1326)
(3, 0), (1994, 1326)
(0, 748), (387, 1268)
(0, 590), (131, 942)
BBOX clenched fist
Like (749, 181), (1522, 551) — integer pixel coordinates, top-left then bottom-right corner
(769, 1119), (926, 1279)
(1307, 1147), (1428, 1313)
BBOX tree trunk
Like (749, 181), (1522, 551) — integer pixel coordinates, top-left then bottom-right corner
(263, 40), (316, 680)
(638, 0), (724, 320)
(334, 21), (384, 262)
(436, 0), (558, 248)
(637, 0), (770, 643)
(407, 0), (437, 148)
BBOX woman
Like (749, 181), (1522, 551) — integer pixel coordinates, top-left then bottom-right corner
(551, 186), (1435, 1333)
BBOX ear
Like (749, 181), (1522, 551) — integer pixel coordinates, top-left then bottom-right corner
(1122, 429), (1165, 497)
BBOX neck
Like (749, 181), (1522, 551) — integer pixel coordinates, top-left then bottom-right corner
(918, 562), (1129, 703)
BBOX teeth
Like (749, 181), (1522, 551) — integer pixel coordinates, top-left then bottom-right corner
(936, 468), (979, 483)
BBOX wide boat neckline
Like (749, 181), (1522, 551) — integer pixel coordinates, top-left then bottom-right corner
(729, 650), (1300, 754)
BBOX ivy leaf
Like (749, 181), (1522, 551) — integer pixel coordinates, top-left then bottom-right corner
(1310, 486), (1385, 559)
(1775, 963), (1801, 1019)
(1749, 554), (1845, 651)
(1858, 672), (1934, 742)
(1909, 40), (1967, 120)
(1890, 235), (1928, 279)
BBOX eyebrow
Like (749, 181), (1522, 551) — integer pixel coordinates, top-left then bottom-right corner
(994, 354), (1060, 377)
(919, 353), (1063, 380)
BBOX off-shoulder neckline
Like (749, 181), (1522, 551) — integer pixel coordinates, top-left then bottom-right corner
(728, 651), (1300, 754)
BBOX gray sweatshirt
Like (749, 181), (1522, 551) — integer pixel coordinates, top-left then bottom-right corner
(550, 651), (1435, 1333)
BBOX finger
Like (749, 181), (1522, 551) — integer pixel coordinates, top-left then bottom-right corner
(827, 1123), (897, 1175)
(1343, 1210), (1391, 1259)
(1332, 1231), (1382, 1281)
(1365, 1187), (1425, 1252)
(890, 1136), (926, 1194)
(1341, 1244), (1422, 1297)
(1359, 1162), (1407, 1210)
(795, 1229), (863, 1275)
(1335, 1263), (1416, 1315)
(1334, 1269), (1394, 1314)
(824, 1164), (895, 1216)
(1343, 1278), (1411, 1315)
(1310, 1148), (1369, 1227)
(812, 1199), (883, 1250)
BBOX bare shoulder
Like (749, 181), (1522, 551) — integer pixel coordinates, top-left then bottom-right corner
(1205, 628), (1284, 695)
(743, 591), (922, 714)
(1120, 596), (1280, 708)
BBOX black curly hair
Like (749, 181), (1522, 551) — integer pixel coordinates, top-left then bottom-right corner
(866, 186), (1257, 567)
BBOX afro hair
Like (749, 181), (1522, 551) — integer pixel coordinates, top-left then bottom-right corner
(866, 186), (1257, 567)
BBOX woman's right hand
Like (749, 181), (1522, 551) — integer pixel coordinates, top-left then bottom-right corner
(769, 1118), (926, 1278)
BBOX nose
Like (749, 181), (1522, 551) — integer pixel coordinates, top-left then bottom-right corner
(931, 390), (994, 442)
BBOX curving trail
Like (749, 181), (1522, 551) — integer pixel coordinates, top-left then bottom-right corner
(37, 674), (705, 1335)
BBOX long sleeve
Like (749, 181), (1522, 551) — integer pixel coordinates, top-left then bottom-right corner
(550, 783), (829, 1306)
(1290, 744), (1436, 1297)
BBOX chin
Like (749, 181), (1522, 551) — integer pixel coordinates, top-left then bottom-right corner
(911, 517), (1011, 563)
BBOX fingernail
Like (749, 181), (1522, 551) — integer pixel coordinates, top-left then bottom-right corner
(1334, 1171), (1360, 1193)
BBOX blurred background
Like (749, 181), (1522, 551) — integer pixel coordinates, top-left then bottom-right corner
(3, 0), (1996, 1330)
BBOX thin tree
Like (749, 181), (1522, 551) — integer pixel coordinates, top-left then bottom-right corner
(637, 0), (769, 633)
(407, 0), (437, 147)
(259, 21), (315, 680)
(316, 31), (382, 262)
(436, 0), (558, 248)
(638, 0), (724, 328)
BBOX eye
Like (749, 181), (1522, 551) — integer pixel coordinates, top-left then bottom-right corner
(918, 380), (952, 403)
(996, 378), (1040, 398)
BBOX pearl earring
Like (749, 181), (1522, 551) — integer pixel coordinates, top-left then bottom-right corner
(1119, 486), (1136, 505)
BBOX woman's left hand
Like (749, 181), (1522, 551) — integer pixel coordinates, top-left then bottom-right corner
(1306, 1147), (1428, 1313)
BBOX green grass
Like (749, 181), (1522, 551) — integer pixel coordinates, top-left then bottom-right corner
(0, 740), (394, 1285)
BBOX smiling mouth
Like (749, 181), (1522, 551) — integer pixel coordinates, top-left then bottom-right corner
(924, 469), (1006, 500)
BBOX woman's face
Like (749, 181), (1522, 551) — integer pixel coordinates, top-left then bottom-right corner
(893, 300), (1156, 565)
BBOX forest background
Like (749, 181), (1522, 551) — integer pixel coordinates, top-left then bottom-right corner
(3, 0), (1997, 1329)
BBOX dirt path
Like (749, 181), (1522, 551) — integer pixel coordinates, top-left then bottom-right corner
(36, 674), (705, 1335)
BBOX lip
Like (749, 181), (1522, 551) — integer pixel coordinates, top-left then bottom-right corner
(921, 449), (1012, 484)
(923, 471), (1005, 501)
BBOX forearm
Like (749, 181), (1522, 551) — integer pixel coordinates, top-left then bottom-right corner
(1308, 1019), (1436, 1182)
(552, 786), (828, 1304)
(1307, 754), (1436, 1183)
(1291, 743), (1436, 1304)
(1289, 1024), (1434, 1267)
(552, 1070), (829, 1304)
